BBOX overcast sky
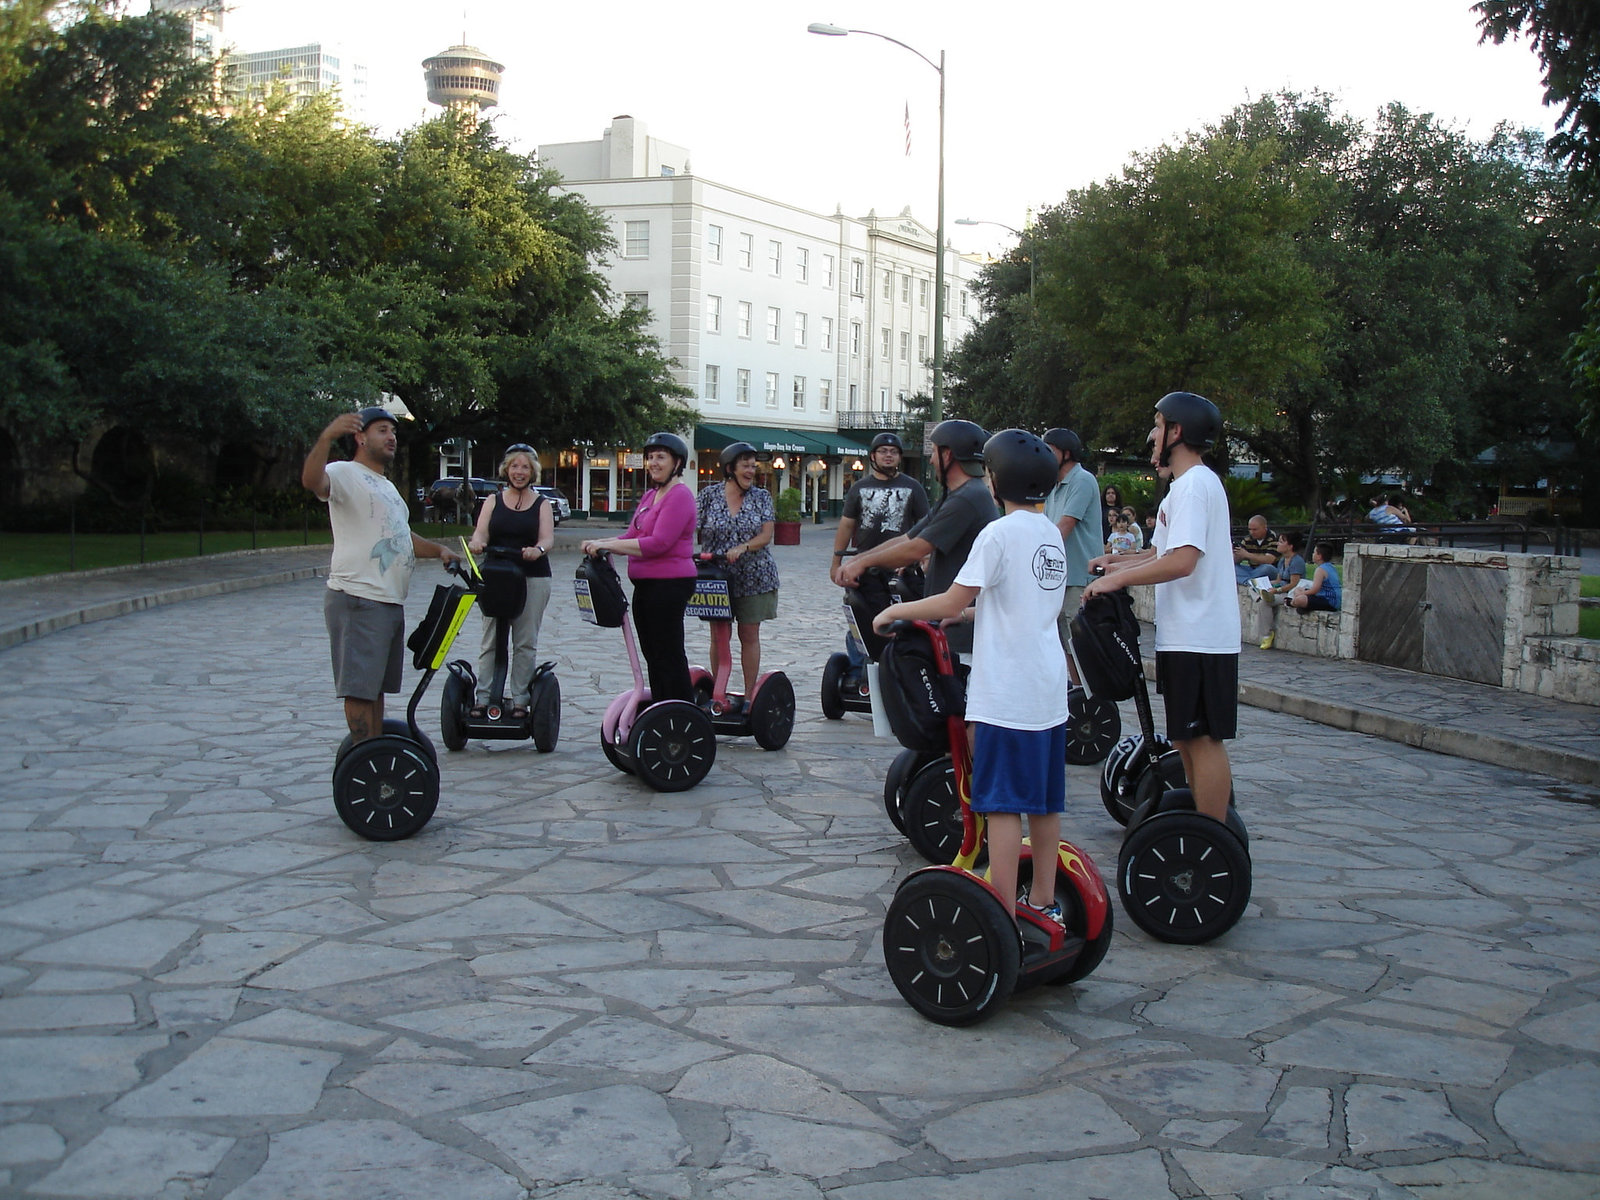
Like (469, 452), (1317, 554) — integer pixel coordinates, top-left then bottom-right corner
(191, 0), (1555, 258)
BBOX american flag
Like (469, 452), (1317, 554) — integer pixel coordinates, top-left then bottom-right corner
(904, 102), (911, 157)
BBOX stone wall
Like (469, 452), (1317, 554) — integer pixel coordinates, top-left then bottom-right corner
(1121, 544), (1594, 706)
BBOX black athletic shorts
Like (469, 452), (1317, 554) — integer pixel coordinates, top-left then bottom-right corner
(1155, 651), (1238, 742)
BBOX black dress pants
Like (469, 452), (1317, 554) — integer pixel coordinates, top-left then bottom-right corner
(631, 576), (694, 702)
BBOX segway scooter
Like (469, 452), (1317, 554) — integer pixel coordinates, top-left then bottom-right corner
(331, 559), (478, 841)
(687, 554), (795, 750)
(878, 618), (1113, 1026)
(820, 561), (923, 721)
(1070, 589), (1251, 944)
(440, 544), (559, 753)
(575, 552), (716, 792)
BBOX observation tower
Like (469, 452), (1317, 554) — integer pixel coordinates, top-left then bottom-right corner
(422, 43), (504, 124)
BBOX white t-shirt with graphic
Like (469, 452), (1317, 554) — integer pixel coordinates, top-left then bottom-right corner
(1152, 463), (1240, 653)
(325, 460), (415, 605)
(956, 509), (1070, 730)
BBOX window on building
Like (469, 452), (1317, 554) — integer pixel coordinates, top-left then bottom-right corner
(849, 383), (859, 408)
(707, 224), (723, 263)
(900, 274), (910, 303)
(737, 301), (752, 338)
(705, 364), (720, 401)
(819, 379), (832, 411)
(880, 327), (891, 359)
(822, 253), (835, 288)
(623, 221), (649, 258)
(820, 316), (833, 351)
(961, 289), (969, 317)
(879, 387), (889, 408)
(706, 295), (721, 333)
(765, 372), (779, 408)
(737, 368), (751, 405)
(850, 321), (862, 356)
(943, 282), (950, 311)
(918, 334), (928, 363)
(920, 278), (929, 308)
(898, 330), (909, 361)
(766, 306), (781, 342)
(768, 240), (782, 276)
(738, 233), (753, 270)
(796, 247), (809, 284)
(624, 292), (648, 311)
(851, 259), (864, 295)
(792, 376), (806, 408)
(882, 270), (892, 300)
(793, 311), (807, 347)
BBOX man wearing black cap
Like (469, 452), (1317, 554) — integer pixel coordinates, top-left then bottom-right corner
(1042, 427), (1099, 654)
(302, 408), (462, 744)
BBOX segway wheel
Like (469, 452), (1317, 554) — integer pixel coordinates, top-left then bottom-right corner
(1128, 747), (1188, 819)
(883, 869), (1020, 1026)
(1064, 687), (1121, 765)
(1098, 734), (1142, 824)
(750, 672), (795, 750)
(882, 748), (930, 835)
(332, 735), (440, 841)
(902, 758), (967, 866)
(1015, 849), (1115, 986)
(1128, 787), (1250, 853)
(601, 729), (634, 775)
(441, 666), (471, 752)
(1118, 808), (1251, 944)
(335, 721), (434, 778)
(629, 701), (716, 792)
(820, 653), (850, 721)
(531, 668), (560, 753)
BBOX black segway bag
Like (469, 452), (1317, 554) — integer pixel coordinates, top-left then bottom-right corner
(1070, 591), (1142, 701)
(878, 626), (965, 754)
(476, 555), (527, 621)
(574, 555), (628, 628)
(407, 583), (476, 670)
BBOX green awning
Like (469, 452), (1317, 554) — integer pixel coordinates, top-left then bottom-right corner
(695, 423), (832, 456)
(809, 432), (875, 457)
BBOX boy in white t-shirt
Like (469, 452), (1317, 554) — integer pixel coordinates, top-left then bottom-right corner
(1082, 392), (1239, 825)
(874, 430), (1069, 924)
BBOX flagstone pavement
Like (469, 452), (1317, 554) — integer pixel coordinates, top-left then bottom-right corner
(0, 528), (1596, 1199)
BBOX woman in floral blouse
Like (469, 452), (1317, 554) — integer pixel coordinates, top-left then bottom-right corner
(696, 442), (779, 703)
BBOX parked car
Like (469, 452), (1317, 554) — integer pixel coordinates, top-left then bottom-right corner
(534, 485), (571, 525)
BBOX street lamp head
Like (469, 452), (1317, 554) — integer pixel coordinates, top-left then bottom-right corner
(807, 22), (848, 35)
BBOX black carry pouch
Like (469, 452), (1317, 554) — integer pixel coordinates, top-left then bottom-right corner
(1069, 591), (1143, 701)
(844, 568), (899, 661)
(407, 583), (476, 669)
(574, 555), (628, 628)
(878, 627), (965, 753)
(476, 556), (527, 621)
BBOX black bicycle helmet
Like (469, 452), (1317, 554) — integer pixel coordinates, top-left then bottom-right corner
(641, 431), (690, 477)
(357, 406), (399, 431)
(869, 432), (904, 453)
(983, 429), (1058, 505)
(929, 419), (989, 478)
(1042, 427), (1084, 461)
(1154, 392), (1221, 451)
(719, 441), (757, 477)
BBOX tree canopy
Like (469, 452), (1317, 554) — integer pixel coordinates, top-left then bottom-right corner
(0, 0), (691, 500)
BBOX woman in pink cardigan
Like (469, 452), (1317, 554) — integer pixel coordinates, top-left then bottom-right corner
(582, 432), (697, 701)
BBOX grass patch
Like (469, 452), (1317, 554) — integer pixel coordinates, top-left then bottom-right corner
(1582, 605), (1600, 641)
(1582, 575), (1599, 599)
(0, 525), (475, 581)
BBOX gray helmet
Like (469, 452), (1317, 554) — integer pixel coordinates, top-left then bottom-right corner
(719, 441), (757, 476)
(1042, 427), (1084, 461)
(1154, 392), (1221, 451)
(869, 432), (904, 453)
(357, 406), (399, 431)
(983, 429), (1057, 505)
(642, 431), (690, 477)
(929, 419), (989, 477)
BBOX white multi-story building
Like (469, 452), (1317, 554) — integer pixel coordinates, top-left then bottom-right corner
(538, 116), (983, 516)
(150, 0), (227, 60)
(227, 42), (369, 121)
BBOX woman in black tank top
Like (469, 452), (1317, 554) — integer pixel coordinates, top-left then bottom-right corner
(467, 444), (556, 717)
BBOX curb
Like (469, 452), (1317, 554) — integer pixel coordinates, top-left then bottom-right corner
(0, 564), (328, 651)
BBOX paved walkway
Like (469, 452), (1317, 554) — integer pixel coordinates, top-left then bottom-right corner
(0, 527), (1597, 1197)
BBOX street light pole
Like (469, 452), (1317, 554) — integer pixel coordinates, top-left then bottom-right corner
(807, 22), (946, 425)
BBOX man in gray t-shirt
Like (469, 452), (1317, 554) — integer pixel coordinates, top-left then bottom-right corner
(1042, 428), (1100, 654)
